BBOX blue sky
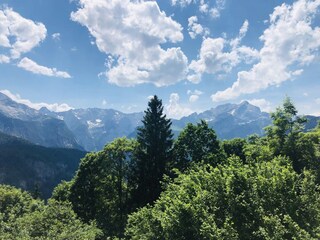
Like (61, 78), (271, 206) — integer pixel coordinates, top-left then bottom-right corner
(0, 0), (319, 118)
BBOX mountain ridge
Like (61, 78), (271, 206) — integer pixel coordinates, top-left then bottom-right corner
(0, 92), (319, 151)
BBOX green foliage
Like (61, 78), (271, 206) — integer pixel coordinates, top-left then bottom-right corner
(222, 138), (247, 163)
(69, 137), (136, 238)
(0, 185), (100, 239)
(51, 180), (73, 202)
(244, 135), (273, 163)
(131, 95), (174, 208)
(126, 157), (320, 239)
(265, 97), (307, 171)
(173, 120), (223, 171)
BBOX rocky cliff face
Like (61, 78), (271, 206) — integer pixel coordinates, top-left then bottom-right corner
(0, 93), (83, 150)
(172, 101), (272, 139)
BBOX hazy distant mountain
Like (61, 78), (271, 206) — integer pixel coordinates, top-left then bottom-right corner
(48, 108), (143, 151)
(0, 92), (319, 152)
(172, 101), (272, 139)
(0, 131), (86, 198)
(0, 92), (82, 150)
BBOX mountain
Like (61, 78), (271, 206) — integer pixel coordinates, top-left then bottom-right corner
(47, 108), (143, 151)
(0, 92), (83, 150)
(0, 92), (319, 151)
(172, 101), (272, 139)
(0, 131), (86, 198)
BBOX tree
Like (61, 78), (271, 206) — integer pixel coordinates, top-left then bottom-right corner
(131, 95), (174, 208)
(222, 138), (247, 163)
(0, 185), (100, 240)
(69, 137), (136, 238)
(265, 97), (307, 172)
(173, 120), (223, 171)
(125, 158), (320, 239)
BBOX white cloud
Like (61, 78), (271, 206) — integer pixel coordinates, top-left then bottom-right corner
(0, 7), (46, 60)
(247, 98), (273, 112)
(0, 89), (73, 112)
(189, 95), (199, 103)
(165, 93), (193, 119)
(172, 0), (226, 19)
(102, 99), (107, 106)
(189, 20), (258, 79)
(212, 0), (320, 102)
(17, 57), (71, 78)
(188, 16), (209, 39)
(171, 0), (195, 7)
(199, 0), (209, 13)
(209, 8), (221, 18)
(52, 33), (61, 41)
(316, 98), (320, 105)
(187, 89), (203, 102)
(0, 54), (10, 63)
(71, 0), (188, 87)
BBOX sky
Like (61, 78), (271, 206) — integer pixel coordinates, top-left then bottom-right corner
(0, 0), (319, 119)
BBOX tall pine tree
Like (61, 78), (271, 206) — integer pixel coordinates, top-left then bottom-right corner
(131, 95), (173, 208)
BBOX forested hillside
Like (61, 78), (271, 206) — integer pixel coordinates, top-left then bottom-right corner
(0, 96), (319, 239)
(0, 132), (86, 198)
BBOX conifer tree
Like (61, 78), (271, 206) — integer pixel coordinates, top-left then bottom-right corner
(131, 95), (173, 208)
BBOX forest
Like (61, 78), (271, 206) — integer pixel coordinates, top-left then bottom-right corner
(0, 96), (320, 239)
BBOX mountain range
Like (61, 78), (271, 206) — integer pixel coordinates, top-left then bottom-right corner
(0, 92), (319, 152)
(0, 92), (319, 197)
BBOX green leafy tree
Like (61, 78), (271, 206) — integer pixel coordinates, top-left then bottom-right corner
(244, 135), (274, 163)
(0, 185), (100, 240)
(222, 138), (247, 163)
(51, 180), (73, 202)
(265, 97), (307, 172)
(126, 157), (320, 239)
(173, 120), (223, 171)
(131, 95), (174, 208)
(69, 137), (136, 238)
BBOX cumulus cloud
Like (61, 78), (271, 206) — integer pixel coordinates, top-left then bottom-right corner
(0, 7), (47, 60)
(165, 93), (193, 119)
(17, 57), (71, 78)
(0, 89), (73, 112)
(212, 0), (320, 102)
(187, 89), (203, 102)
(71, 0), (188, 87)
(247, 98), (273, 112)
(188, 16), (209, 39)
(189, 20), (259, 80)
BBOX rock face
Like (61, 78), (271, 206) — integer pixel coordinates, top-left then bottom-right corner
(49, 108), (143, 151)
(172, 101), (272, 139)
(0, 93), (83, 150)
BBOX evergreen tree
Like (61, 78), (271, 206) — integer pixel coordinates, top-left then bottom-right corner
(131, 95), (174, 208)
